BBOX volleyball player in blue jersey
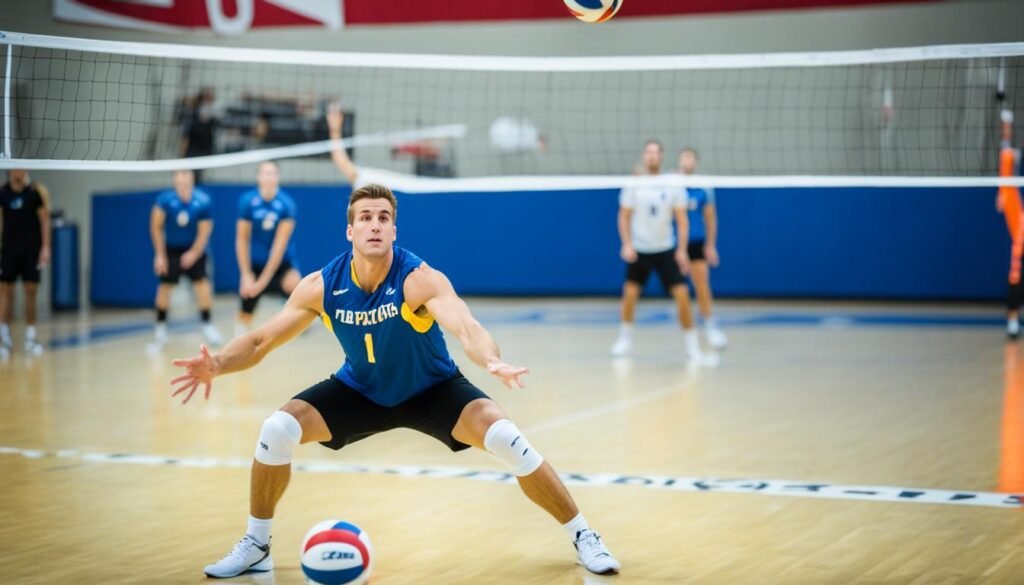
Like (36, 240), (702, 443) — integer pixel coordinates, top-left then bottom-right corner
(172, 182), (620, 577)
(235, 161), (302, 335)
(150, 169), (222, 350)
(679, 148), (727, 349)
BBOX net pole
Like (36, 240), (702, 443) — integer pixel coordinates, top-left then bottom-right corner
(2, 36), (11, 160)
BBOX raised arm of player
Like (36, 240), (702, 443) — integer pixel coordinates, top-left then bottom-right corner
(170, 271), (325, 404)
(404, 264), (528, 389)
(327, 103), (358, 185)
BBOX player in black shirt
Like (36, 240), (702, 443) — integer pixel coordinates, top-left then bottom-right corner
(0, 169), (51, 357)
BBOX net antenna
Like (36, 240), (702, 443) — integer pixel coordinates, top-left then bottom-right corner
(1, 30), (1023, 190)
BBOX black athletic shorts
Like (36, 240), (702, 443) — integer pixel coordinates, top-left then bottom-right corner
(625, 249), (686, 289)
(687, 240), (706, 262)
(240, 260), (297, 314)
(294, 370), (490, 452)
(160, 246), (208, 284)
(0, 247), (41, 283)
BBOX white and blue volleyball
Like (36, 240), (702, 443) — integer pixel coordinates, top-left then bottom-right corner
(300, 520), (373, 585)
(563, 0), (622, 23)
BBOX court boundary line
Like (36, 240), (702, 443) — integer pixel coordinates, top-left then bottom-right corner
(1, 446), (1019, 509)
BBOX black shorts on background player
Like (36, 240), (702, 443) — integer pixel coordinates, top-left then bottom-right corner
(0, 248), (41, 283)
(160, 246), (208, 284)
(240, 260), (296, 313)
(625, 249), (686, 289)
(294, 370), (489, 452)
(687, 240), (706, 262)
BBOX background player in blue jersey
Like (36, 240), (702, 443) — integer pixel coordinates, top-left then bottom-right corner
(171, 183), (621, 579)
(0, 169), (50, 357)
(679, 148), (728, 349)
(150, 169), (222, 350)
(235, 161), (302, 335)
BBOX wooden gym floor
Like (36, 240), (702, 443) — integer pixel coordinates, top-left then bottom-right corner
(0, 297), (1021, 584)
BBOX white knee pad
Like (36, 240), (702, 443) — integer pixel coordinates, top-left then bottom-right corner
(483, 419), (544, 477)
(254, 410), (302, 465)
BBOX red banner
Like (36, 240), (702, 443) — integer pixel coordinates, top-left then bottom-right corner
(54, 0), (342, 34)
(345, 0), (934, 25)
(54, 0), (933, 33)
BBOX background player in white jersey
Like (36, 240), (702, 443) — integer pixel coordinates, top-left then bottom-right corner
(150, 169), (222, 350)
(679, 148), (728, 349)
(171, 183), (620, 578)
(611, 141), (711, 364)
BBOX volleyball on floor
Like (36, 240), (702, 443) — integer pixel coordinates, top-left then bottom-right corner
(563, 0), (622, 23)
(301, 520), (373, 585)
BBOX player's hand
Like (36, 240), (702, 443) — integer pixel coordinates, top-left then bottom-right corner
(327, 102), (344, 138)
(180, 249), (199, 269)
(154, 254), (168, 276)
(246, 278), (269, 298)
(486, 358), (529, 390)
(170, 344), (220, 404)
(704, 244), (720, 267)
(620, 244), (638, 264)
(239, 272), (256, 297)
(37, 247), (51, 268)
(675, 248), (691, 275)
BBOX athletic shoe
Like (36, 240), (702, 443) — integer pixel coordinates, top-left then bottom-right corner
(203, 324), (224, 347)
(574, 529), (620, 575)
(610, 336), (633, 357)
(24, 340), (44, 356)
(204, 535), (273, 579)
(686, 343), (720, 367)
(705, 326), (728, 350)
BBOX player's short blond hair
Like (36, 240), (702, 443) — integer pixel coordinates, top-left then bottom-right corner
(347, 183), (398, 225)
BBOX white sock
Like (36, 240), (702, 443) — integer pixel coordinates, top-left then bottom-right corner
(26, 325), (37, 341)
(0, 323), (10, 345)
(685, 329), (700, 354)
(563, 512), (590, 541)
(704, 316), (718, 329)
(618, 323), (634, 340)
(155, 323), (168, 338)
(247, 515), (272, 545)
(1010, 319), (1020, 334)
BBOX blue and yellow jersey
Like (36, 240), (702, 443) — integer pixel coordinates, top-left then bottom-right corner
(320, 246), (457, 406)
(155, 189), (212, 249)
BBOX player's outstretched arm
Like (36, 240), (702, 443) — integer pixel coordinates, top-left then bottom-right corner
(405, 264), (528, 389)
(170, 272), (325, 403)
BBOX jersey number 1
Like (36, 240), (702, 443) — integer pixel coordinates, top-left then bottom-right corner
(364, 333), (376, 364)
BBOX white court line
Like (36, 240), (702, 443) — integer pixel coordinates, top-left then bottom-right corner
(0, 445), (1019, 509)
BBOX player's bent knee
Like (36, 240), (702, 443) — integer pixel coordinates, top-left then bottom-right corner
(254, 410), (302, 465)
(483, 419), (544, 477)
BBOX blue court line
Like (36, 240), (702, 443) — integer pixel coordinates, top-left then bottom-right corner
(48, 317), (200, 349)
(46, 310), (1002, 350)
